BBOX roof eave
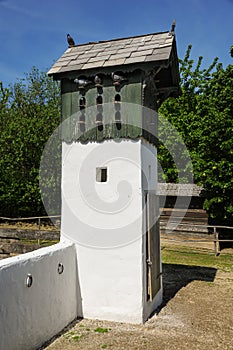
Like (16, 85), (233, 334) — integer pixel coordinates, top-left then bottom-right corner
(48, 58), (173, 80)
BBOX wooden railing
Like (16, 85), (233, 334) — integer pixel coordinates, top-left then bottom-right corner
(0, 216), (61, 249)
(1, 216), (232, 256)
(0, 215), (61, 230)
(161, 222), (233, 256)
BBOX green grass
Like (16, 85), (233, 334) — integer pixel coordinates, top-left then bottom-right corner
(94, 327), (109, 333)
(162, 245), (233, 272)
(72, 335), (82, 342)
(20, 238), (59, 246)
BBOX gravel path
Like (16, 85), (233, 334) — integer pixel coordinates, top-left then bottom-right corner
(44, 264), (233, 350)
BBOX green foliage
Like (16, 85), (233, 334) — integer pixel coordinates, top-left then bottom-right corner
(230, 45), (233, 58)
(94, 327), (109, 333)
(0, 67), (60, 217)
(72, 335), (82, 342)
(159, 46), (233, 225)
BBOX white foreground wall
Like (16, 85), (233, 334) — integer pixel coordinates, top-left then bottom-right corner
(0, 242), (78, 350)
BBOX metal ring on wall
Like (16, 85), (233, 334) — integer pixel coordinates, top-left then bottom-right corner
(58, 263), (64, 274)
(26, 273), (33, 288)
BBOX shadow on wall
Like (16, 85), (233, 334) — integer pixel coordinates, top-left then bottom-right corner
(157, 263), (217, 313)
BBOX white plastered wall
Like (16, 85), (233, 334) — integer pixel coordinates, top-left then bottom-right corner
(61, 138), (162, 323)
(0, 242), (79, 350)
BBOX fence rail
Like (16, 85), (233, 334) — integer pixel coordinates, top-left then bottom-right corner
(0, 215), (61, 221)
(0, 215), (61, 230)
(0, 216), (61, 246)
(1, 216), (233, 256)
(162, 221), (233, 256)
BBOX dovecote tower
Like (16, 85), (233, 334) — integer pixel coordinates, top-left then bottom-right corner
(48, 29), (180, 323)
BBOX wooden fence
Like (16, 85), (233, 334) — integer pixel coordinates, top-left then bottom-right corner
(161, 221), (233, 256)
(1, 215), (233, 257)
(0, 216), (60, 259)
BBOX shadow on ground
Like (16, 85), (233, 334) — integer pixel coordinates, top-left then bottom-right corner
(157, 263), (217, 313)
(219, 227), (233, 250)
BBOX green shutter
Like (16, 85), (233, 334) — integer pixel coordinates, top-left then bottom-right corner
(125, 83), (142, 139)
(104, 103), (115, 139)
(61, 92), (72, 142)
(60, 71), (158, 145)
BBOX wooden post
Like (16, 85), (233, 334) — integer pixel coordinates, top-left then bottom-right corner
(38, 218), (41, 246)
(214, 226), (219, 256)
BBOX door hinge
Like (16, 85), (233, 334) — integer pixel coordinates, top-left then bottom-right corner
(146, 259), (152, 266)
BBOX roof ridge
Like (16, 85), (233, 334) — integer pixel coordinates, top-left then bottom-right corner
(71, 30), (170, 48)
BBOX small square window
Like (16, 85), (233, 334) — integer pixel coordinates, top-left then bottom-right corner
(96, 167), (107, 182)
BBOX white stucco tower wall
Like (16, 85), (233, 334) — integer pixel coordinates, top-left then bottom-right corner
(61, 138), (162, 323)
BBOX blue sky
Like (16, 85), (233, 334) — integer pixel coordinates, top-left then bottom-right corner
(0, 0), (232, 86)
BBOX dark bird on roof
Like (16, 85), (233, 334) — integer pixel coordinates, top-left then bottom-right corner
(111, 72), (127, 85)
(169, 19), (176, 36)
(67, 33), (75, 47)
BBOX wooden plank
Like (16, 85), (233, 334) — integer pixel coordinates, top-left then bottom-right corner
(146, 192), (161, 301)
(61, 92), (72, 142)
(146, 193), (152, 300)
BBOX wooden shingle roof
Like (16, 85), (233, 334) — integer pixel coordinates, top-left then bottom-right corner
(48, 31), (176, 77)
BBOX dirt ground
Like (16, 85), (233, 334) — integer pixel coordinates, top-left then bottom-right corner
(43, 244), (233, 350)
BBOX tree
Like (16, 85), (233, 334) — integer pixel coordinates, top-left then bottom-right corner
(0, 67), (60, 217)
(158, 46), (233, 225)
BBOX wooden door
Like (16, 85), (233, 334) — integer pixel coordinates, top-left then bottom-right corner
(145, 192), (161, 301)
